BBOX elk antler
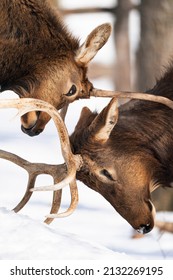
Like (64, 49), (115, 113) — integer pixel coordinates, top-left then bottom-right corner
(0, 149), (66, 223)
(0, 98), (82, 223)
(90, 88), (173, 110)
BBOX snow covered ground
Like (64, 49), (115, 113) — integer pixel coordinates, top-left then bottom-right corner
(0, 0), (173, 262)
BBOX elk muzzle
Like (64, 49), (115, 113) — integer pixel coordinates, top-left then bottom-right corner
(21, 111), (50, 136)
(134, 200), (156, 234)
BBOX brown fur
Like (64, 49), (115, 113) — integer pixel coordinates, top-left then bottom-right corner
(0, 0), (111, 136)
(70, 65), (173, 233)
(0, 0), (79, 94)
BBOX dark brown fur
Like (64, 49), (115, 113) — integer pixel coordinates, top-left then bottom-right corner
(0, 0), (111, 136)
(0, 0), (79, 94)
(70, 65), (173, 233)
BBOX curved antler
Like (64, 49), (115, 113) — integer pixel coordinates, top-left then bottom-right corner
(45, 179), (79, 219)
(0, 98), (83, 222)
(0, 149), (66, 219)
(90, 88), (173, 109)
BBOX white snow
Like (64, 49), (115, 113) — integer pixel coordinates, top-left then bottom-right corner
(0, 0), (173, 261)
(0, 208), (129, 260)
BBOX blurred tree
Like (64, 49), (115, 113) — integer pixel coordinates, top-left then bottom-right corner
(49, 0), (58, 7)
(136, 0), (173, 91)
(151, 187), (173, 211)
(114, 0), (132, 90)
(136, 0), (173, 211)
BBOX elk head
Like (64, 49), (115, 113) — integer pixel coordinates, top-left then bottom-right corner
(18, 23), (111, 136)
(70, 98), (159, 234)
(0, 0), (111, 136)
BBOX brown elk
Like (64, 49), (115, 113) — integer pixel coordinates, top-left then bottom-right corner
(1, 65), (173, 233)
(0, 0), (111, 136)
(70, 66), (173, 234)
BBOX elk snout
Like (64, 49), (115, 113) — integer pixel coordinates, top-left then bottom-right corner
(137, 224), (152, 234)
(136, 200), (156, 234)
(21, 111), (48, 136)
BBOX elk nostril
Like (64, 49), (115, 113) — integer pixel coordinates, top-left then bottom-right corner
(34, 129), (43, 135)
(137, 224), (152, 234)
(21, 125), (43, 137)
(36, 111), (41, 118)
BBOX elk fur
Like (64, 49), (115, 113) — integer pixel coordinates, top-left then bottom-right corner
(0, 0), (111, 136)
(0, 0), (79, 95)
(70, 64), (173, 233)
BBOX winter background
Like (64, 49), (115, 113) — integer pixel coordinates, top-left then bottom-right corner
(0, 0), (173, 260)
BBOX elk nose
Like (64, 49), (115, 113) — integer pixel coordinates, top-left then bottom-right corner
(21, 125), (43, 137)
(137, 224), (152, 234)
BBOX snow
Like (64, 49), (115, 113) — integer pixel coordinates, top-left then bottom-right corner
(0, 208), (128, 260)
(0, 0), (173, 261)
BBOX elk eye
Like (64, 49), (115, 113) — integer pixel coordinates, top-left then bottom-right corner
(66, 85), (77, 96)
(100, 169), (114, 181)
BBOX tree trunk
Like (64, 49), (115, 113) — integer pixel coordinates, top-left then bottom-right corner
(114, 0), (132, 90)
(49, 0), (58, 7)
(136, 0), (173, 91)
(136, 0), (173, 210)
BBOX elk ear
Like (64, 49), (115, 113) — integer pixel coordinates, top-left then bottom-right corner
(75, 23), (112, 65)
(89, 98), (118, 143)
(75, 107), (92, 130)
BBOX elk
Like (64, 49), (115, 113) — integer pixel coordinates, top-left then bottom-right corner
(70, 66), (173, 234)
(0, 0), (111, 136)
(1, 65), (173, 233)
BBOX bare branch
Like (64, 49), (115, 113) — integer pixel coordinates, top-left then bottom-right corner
(60, 7), (117, 15)
(60, 3), (140, 16)
(155, 220), (173, 233)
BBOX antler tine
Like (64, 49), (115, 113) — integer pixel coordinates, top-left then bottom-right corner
(16, 164), (64, 216)
(13, 174), (37, 213)
(44, 190), (62, 224)
(91, 88), (173, 110)
(0, 149), (67, 217)
(45, 179), (78, 219)
(44, 165), (66, 224)
(0, 98), (82, 221)
(60, 104), (69, 121)
(0, 98), (83, 184)
(0, 149), (37, 212)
